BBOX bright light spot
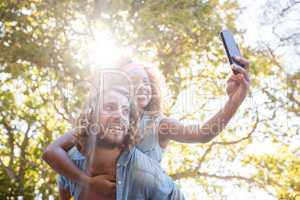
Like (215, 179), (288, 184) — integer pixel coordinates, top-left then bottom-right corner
(86, 29), (129, 68)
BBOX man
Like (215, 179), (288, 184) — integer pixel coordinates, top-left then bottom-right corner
(57, 85), (185, 200)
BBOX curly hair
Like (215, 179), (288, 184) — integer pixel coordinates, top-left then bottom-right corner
(143, 64), (164, 113)
(74, 76), (140, 155)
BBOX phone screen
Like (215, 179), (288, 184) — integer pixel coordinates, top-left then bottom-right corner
(220, 29), (243, 69)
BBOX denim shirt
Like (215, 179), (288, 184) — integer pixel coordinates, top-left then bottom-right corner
(136, 112), (165, 163)
(58, 147), (185, 200)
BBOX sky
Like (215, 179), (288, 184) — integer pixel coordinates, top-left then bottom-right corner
(238, 0), (300, 73)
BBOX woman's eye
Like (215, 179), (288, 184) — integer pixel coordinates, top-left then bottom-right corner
(122, 108), (129, 115)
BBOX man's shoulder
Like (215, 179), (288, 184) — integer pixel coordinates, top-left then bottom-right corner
(127, 148), (185, 200)
(130, 147), (164, 176)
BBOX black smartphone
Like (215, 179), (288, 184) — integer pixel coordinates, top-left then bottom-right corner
(220, 29), (244, 74)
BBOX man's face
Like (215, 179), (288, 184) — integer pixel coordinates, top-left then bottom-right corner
(98, 90), (130, 146)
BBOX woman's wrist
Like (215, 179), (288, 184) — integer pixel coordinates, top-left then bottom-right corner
(79, 173), (90, 187)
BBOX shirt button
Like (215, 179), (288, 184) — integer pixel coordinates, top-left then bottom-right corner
(117, 163), (120, 167)
(118, 181), (122, 185)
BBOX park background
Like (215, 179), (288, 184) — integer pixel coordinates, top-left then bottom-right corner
(0, 0), (299, 199)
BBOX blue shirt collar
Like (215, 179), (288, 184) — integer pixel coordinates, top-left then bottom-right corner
(117, 147), (136, 167)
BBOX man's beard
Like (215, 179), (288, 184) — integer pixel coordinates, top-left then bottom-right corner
(96, 138), (120, 149)
(87, 123), (127, 149)
(95, 129), (126, 149)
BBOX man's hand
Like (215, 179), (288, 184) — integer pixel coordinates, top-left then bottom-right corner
(86, 175), (116, 198)
(226, 56), (251, 105)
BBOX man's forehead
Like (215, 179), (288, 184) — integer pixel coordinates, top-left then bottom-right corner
(102, 90), (130, 105)
(128, 68), (146, 76)
(90, 69), (132, 88)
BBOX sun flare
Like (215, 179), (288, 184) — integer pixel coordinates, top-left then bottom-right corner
(89, 29), (121, 66)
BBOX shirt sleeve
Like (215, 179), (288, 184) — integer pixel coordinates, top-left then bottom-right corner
(56, 147), (84, 191)
(57, 174), (69, 190)
(149, 170), (185, 200)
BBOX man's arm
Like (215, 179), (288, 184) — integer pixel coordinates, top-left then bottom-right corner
(158, 57), (250, 145)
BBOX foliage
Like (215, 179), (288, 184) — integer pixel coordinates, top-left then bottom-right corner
(0, 0), (299, 199)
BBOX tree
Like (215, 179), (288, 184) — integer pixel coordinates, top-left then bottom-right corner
(1, 0), (298, 199)
(0, 1), (86, 199)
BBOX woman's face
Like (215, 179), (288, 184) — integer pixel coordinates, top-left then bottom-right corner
(127, 67), (152, 110)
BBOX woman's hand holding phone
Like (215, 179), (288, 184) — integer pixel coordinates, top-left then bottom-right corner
(226, 56), (251, 104)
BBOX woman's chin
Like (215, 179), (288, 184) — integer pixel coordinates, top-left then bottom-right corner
(137, 100), (149, 110)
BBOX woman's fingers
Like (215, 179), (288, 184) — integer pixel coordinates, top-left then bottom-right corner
(231, 64), (250, 81)
(232, 56), (250, 70)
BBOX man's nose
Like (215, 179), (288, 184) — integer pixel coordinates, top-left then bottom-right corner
(111, 107), (126, 121)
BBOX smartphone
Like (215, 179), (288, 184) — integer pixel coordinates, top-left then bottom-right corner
(219, 29), (244, 74)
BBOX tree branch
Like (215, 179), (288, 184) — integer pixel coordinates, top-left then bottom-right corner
(0, 114), (15, 169)
(213, 111), (259, 145)
(0, 157), (16, 180)
(18, 123), (31, 185)
(169, 111), (260, 184)
(171, 170), (265, 188)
